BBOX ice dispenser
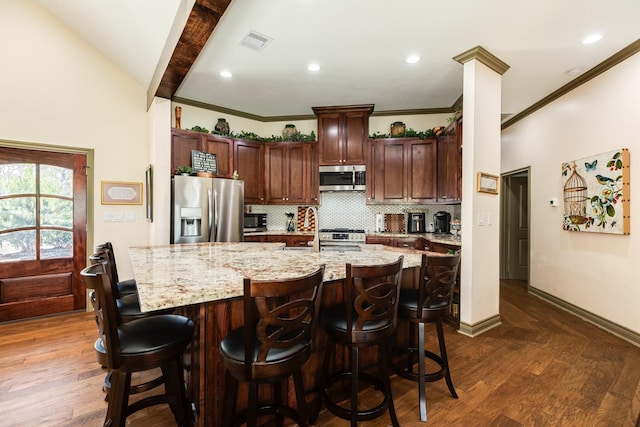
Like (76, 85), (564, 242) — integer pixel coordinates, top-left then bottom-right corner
(180, 207), (202, 237)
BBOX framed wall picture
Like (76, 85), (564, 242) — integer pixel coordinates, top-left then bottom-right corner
(145, 165), (153, 221)
(477, 172), (499, 194)
(101, 181), (142, 205)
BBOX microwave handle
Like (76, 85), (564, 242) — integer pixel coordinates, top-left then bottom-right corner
(352, 166), (356, 189)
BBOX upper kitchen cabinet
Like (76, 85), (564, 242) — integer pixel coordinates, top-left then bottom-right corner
(367, 138), (437, 205)
(264, 142), (313, 205)
(312, 104), (374, 166)
(170, 129), (233, 178)
(234, 139), (265, 204)
(437, 117), (462, 203)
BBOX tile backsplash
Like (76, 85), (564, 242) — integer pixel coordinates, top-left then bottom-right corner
(247, 192), (460, 232)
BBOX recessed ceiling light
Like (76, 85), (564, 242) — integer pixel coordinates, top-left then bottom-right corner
(219, 70), (232, 78)
(582, 34), (603, 44)
(406, 55), (421, 64)
(567, 66), (586, 76)
(307, 63), (321, 72)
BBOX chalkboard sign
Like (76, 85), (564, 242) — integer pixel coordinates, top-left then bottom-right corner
(191, 150), (217, 175)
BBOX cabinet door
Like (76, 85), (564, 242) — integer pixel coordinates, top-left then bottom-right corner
(289, 235), (313, 247)
(171, 129), (200, 175)
(308, 143), (319, 204)
(234, 140), (264, 204)
(366, 236), (393, 246)
(203, 134), (233, 178)
(368, 139), (405, 204)
(394, 238), (418, 249)
(286, 144), (307, 204)
(407, 138), (437, 203)
(317, 112), (342, 165)
(265, 144), (286, 203)
(343, 111), (367, 164)
(437, 119), (462, 202)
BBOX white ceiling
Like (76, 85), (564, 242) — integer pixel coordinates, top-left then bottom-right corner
(37, 0), (640, 120)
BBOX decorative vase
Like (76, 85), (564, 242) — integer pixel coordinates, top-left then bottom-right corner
(282, 124), (298, 140)
(214, 118), (230, 135)
(390, 121), (406, 136)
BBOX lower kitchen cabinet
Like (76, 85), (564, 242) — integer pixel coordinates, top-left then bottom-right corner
(245, 234), (313, 247)
(365, 235), (423, 249)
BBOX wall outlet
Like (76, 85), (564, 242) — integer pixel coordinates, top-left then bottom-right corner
(478, 213), (485, 226)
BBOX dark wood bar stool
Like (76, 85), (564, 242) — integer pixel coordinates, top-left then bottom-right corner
(393, 252), (461, 422)
(315, 256), (404, 427)
(94, 242), (137, 296)
(219, 265), (325, 427)
(82, 262), (195, 427)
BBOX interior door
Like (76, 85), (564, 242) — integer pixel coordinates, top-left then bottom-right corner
(501, 172), (529, 281)
(0, 147), (87, 321)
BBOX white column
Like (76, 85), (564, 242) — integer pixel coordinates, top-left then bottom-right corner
(149, 97), (173, 245)
(454, 47), (509, 336)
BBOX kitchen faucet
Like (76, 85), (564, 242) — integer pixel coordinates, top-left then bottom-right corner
(305, 206), (320, 252)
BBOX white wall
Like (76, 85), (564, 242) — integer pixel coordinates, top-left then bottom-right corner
(501, 52), (640, 333)
(0, 1), (152, 278)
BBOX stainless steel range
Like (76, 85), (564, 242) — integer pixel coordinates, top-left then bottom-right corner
(318, 228), (366, 251)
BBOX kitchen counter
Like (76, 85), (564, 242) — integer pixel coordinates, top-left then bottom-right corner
(127, 241), (439, 426)
(244, 230), (461, 247)
(129, 242), (425, 313)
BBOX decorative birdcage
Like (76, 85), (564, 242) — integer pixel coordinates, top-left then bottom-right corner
(563, 162), (588, 224)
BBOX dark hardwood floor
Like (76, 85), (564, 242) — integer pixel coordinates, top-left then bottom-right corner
(1, 280), (639, 426)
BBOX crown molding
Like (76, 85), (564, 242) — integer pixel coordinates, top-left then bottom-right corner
(502, 38), (640, 129)
(453, 46), (510, 75)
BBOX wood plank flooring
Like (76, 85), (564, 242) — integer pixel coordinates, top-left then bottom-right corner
(1, 280), (639, 426)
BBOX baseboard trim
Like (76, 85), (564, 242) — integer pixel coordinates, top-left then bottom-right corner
(529, 286), (640, 348)
(458, 314), (501, 337)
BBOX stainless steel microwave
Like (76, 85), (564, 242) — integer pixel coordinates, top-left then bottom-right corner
(319, 165), (366, 192)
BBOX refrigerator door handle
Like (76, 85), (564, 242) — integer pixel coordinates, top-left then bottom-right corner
(207, 188), (214, 242)
(211, 188), (219, 242)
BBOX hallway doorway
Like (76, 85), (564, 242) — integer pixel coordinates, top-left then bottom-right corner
(500, 168), (530, 283)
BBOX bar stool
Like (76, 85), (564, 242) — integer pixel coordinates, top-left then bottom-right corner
(316, 256), (404, 427)
(94, 242), (137, 296)
(81, 262), (195, 427)
(393, 252), (461, 422)
(220, 265), (325, 427)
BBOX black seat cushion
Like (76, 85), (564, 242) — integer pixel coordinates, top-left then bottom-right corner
(321, 303), (390, 334)
(220, 326), (309, 363)
(118, 314), (194, 356)
(398, 289), (448, 311)
(116, 279), (137, 295)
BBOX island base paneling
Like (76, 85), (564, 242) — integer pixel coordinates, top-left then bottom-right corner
(177, 267), (418, 426)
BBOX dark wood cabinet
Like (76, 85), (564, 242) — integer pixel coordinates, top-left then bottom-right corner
(170, 129), (233, 178)
(437, 117), (462, 203)
(312, 105), (373, 165)
(367, 138), (437, 204)
(234, 139), (264, 204)
(265, 143), (312, 205)
(365, 235), (422, 249)
(252, 234), (313, 247)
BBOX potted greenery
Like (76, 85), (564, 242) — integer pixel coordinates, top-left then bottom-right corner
(176, 166), (193, 176)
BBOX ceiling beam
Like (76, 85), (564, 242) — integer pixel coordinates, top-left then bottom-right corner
(153, 0), (232, 102)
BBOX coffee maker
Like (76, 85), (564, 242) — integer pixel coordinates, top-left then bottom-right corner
(408, 213), (426, 233)
(433, 211), (451, 234)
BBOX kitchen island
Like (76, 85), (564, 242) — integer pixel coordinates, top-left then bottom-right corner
(128, 242), (429, 426)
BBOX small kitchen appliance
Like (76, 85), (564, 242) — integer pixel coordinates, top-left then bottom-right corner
(243, 213), (267, 232)
(433, 211), (451, 234)
(407, 213), (426, 233)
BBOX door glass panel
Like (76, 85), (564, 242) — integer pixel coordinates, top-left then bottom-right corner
(40, 197), (73, 228)
(0, 197), (36, 231)
(0, 230), (36, 262)
(41, 230), (73, 259)
(41, 165), (73, 197)
(0, 163), (36, 196)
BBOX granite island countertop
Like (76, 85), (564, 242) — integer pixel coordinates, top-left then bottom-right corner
(129, 242), (430, 313)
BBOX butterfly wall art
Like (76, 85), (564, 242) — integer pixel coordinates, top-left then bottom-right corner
(561, 148), (630, 234)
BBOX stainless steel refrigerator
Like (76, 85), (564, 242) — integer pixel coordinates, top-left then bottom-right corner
(171, 175), (244, 244)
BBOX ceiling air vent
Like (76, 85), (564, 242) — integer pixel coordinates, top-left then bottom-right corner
(240, 30), (273, 51)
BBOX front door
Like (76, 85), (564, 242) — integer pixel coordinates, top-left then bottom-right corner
(0, 146), (87, 321)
